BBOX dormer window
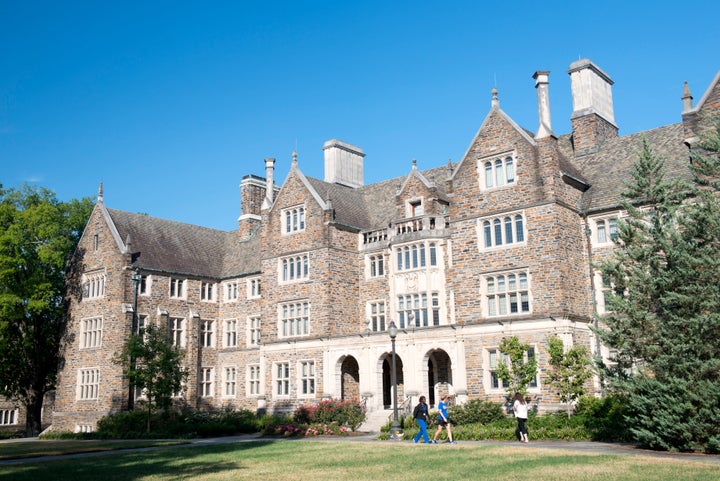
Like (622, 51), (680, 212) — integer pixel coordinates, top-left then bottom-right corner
(410, 200), (423, 217)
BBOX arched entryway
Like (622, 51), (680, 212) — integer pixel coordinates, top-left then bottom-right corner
(427, 349), (452, 408)
(381, 354), (404, 409)
(340, 356), (360, 401)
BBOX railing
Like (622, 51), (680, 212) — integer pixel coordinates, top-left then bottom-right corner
(362, 215), (450, 246)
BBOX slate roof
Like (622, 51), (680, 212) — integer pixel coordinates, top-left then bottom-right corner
(560, 123), (692, 213)
(107, 208), (260, 279)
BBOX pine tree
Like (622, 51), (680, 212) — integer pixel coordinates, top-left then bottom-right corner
(598, 132), (720, 452)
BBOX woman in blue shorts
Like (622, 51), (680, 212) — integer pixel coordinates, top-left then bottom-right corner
(432, 395), (456, 444)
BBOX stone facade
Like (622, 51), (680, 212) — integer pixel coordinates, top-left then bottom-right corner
(50, 59), (720, 432)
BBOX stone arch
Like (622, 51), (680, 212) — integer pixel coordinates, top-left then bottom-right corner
(339, 355), (360, 401)
(379, 352), (405, 409)
(426, 349), (453, 408)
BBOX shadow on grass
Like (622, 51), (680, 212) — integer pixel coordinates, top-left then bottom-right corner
(0, 440), (278, 481)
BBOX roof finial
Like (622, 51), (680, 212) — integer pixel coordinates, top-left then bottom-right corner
(682, 81), (693, 113)
(412, 158), (417, 170)
(491, 87), (499, 108)
(98, 182), (104, 202)
(292, 150), (298, 166)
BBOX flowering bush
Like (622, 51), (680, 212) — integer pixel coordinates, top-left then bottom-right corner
(293, 399), (367, 432)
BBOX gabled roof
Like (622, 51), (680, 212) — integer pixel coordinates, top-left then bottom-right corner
(106, 208), (260, 279)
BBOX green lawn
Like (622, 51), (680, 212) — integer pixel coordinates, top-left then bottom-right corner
(1, 440), (718, 481)
(0, 439), (187, 460)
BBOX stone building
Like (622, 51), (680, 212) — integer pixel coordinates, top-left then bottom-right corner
(50, 59), (720, 433)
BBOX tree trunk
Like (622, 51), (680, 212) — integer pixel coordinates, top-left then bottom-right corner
(24, 389), (44, 437)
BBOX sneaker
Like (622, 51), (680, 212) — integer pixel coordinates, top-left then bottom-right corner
(414, 439), (419, 444)
(449, 441), (457, 444)
(431, 440), (438, 444)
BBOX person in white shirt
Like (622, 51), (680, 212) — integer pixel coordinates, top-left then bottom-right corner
(512, 392), (529, 443)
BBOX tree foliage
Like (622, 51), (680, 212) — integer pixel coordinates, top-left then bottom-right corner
(0, 184), (93, 436)
(496, 336), (537, 397)
(546, 336), (593, 417)
(598, 130), (720, 452)
(115, 322), (188, 432)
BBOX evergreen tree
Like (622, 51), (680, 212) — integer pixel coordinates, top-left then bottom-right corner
(496, 336), (538, 398)
(546, 336), (593, 417)
(598, 133), (720, 452)
(0, 184), (93, 436)
(115, 322), (188, 432)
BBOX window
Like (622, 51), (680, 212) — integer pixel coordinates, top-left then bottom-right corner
(368, 301), (386, 332)
(80, 317), (103, 349)
(248, 277), (262, 298)
(275, 362), (290, 396)
(200, 282), (215, 301)
(224, 367), (237, 397)
(93, 234), (99, 251)
(82, 271), (105, 300)
(200, 320), (214, 348)
(299, 361), (315, 396)
(279, 301), (310, 338)
(169, 278), (185, 299)
(139, 275), (150, 295)
(481, 155), (515, 189)
(488, 347), (537, 389)
(595, 217), (619, 244)
(397, 293), (440, 328)
(410, 200), (423, 217)
(0, 409), (18, 425)
(225, 281), (238, 301)
(283, 206), (306, 234)
(368, 254), (385, 278)
(77, 368), (100, 400)
(248, 364), (261, 396)
(281, 254), (310, 282)
(224, 320), (238, 348)
(480, 213), (525, 249)
(200, 368), (214, 397)
(169, 318), (186, 347)
(248, 316), (261, 346)
(396, 242), (439, 271)
(485, 272), (530, 317)
(135, 315), (148, 338)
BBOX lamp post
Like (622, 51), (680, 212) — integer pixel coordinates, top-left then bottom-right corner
(388, 321), (401, 439)
(128, 272), (141, 411)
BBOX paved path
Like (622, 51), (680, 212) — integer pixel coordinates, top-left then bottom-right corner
(2, 433), (719, 466)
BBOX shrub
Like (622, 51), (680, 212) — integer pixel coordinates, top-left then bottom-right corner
(448, 399), (505, 425)
(575, 395), (630, 442)
(293, 399), (366, 431)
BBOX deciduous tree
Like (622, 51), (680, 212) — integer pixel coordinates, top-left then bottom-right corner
(0, 184), (93, 436)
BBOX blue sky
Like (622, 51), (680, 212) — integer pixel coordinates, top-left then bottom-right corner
(2, 0), (719, 231)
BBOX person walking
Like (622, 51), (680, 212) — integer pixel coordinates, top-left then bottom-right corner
(513, 392), (529, 443)
(412, 395), (430, 443)
(432, 395), (455, 444)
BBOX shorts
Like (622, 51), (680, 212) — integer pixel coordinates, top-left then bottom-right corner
(438, 419), (448, 427)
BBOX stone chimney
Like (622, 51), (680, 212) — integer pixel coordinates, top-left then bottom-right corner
(323, 139), (365, 188)
(568, 59), (618, 155)
(237, 174), (266, 240)
(264, 158), (276, 204)
(533, 70), (554, 139)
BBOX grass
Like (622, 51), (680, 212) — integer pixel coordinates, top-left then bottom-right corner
(0, 439), (187, 460)
(0, 439), (718, 481)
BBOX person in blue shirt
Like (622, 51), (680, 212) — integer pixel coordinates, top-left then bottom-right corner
(432, 395), (456, 444)
(412, 396), (430, 443)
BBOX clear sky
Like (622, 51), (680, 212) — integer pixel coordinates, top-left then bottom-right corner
(2, 0), (719, 231)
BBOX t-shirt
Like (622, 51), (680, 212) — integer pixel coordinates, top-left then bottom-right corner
(514, 400), (528, 419)
(438, 401), (449, 421)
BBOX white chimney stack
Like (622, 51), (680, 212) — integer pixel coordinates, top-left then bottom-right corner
(323, 139), (365, 188)
(533, 70), (553, 139)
